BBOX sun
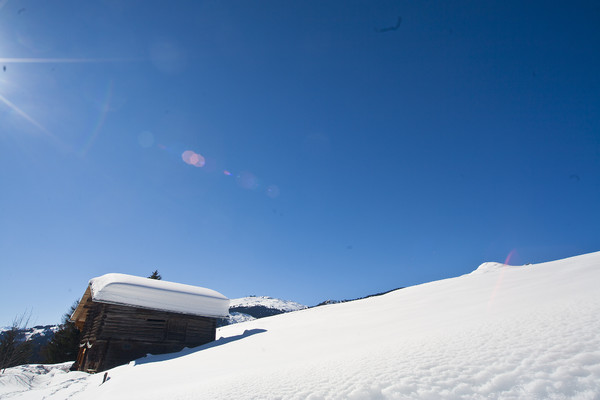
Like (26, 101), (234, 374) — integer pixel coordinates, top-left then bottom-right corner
(0, 58), (56, 140)
(0, 57), (127, 143)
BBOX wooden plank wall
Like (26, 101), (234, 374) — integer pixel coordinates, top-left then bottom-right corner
(76, 301), (218, 372)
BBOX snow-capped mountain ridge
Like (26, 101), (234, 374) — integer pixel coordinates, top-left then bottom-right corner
(221, 296), (308, 325)
(229, 296), (307, 312)
(0, 325), (59, 340)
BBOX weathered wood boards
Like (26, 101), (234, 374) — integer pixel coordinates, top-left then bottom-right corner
(73, 302), (218, 372)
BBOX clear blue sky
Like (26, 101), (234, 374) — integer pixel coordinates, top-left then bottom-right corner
(1, 0), (599, 327)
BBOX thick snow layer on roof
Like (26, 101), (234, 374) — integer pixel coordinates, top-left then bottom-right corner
(88, 273), (229, 318)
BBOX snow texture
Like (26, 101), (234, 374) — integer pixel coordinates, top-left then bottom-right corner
(3, 251), (600, 399)
(0, 363), (87, 399)
(88, 273), (229, 318)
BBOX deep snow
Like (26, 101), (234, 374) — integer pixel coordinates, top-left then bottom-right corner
(2, 252), (600, 399)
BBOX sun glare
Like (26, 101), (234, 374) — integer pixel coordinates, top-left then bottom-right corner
(0, 57), (130, 145)
(0, 92), (54, 138)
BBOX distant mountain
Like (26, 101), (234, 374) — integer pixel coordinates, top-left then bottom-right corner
(221, 290), (406, 325)
(0, 325), (58, 341)
(0, 325), (59, 363)
(219, 296), (308, 326)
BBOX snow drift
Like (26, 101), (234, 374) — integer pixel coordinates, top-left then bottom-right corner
(2, 251), (600, 399)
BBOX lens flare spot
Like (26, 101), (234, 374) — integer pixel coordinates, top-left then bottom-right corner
(181, 150), (205, 167)
(182, 150), (195, 164)
(236, 171), (259, 190)
(266, 184), (280, 198)
(223, 170), (232, 176)
(190, 153), (205, 167)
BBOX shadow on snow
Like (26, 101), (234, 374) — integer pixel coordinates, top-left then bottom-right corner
(135, 328), (267, 365)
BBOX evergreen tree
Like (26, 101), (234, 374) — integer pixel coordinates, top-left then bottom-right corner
(148, 270), (162, 280)
(41, 302), (81, 364)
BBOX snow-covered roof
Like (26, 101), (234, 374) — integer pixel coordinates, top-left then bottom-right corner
(72, 273), (229, 326)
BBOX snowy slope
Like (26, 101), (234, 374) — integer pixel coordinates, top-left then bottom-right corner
(0, 363), (84, 398)
(2, 251), (600, 399)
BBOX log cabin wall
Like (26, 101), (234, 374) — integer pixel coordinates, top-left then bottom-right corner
(75, 301), (217, 373)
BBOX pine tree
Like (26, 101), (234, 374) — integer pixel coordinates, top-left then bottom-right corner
(148, 270), (162, 280)
(41, 302), (81, 364)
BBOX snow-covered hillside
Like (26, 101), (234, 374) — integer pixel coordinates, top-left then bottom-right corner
(2, 251), (600, 399)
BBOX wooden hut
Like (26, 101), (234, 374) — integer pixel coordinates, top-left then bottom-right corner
(70, 273), (229, 373)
